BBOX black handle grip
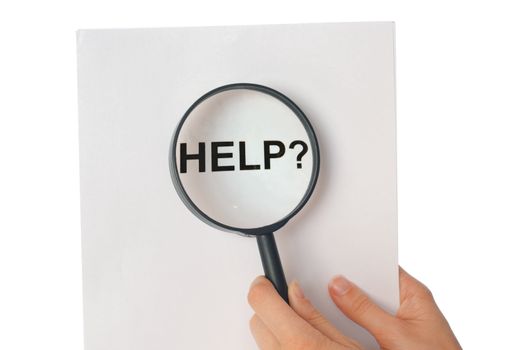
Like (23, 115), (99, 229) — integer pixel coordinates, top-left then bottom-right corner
(256, 234), (289, 303)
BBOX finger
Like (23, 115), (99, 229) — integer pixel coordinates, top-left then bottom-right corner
(289, 280), (363, 349)
(249, 314), (280, 350)
(248, 276), (317, 344)
(398, 267), (443, 322)
(328, 275), (398, 337)
(399, 266), (434, 302)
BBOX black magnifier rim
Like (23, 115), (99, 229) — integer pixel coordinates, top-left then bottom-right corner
(169, 82), (320, 236)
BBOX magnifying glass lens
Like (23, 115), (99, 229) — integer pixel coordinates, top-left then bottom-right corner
(176, 88), (314, 230)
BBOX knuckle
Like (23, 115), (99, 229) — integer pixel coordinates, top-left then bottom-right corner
(304, 309), (326, 327)
(417, 283), (434, 300)
(349, 293), (373, 317)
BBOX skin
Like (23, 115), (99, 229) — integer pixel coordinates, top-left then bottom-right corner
(248, 267), (462, 350)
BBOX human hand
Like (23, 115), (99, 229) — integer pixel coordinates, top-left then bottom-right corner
(248, 267), (461, 349)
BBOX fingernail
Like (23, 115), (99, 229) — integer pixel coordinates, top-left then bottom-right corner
(251, 276), (265, 288)
(292, 280), (305, 299)
(330, 275), (352, 296)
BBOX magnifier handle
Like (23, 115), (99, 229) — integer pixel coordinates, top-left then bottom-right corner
(256, 234), (289, 303)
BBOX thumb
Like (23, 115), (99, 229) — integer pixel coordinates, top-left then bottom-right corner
(328, 275), (398, 338)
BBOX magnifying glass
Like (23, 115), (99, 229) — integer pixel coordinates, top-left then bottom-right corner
(169, 83), (320, 302)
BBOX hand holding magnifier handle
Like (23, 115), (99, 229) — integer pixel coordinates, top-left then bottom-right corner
(256, 234), (289, 303)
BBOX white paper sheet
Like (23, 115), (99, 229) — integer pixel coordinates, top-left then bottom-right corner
(78, 22), (398, 350)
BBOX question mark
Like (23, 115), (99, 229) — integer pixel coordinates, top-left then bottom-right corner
(289, 140), (308, 169)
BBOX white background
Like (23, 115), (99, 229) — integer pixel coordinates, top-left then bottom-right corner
(0, 1), (526, 349)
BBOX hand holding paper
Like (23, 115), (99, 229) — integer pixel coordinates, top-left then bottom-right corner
(248, 268), (462, 350)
